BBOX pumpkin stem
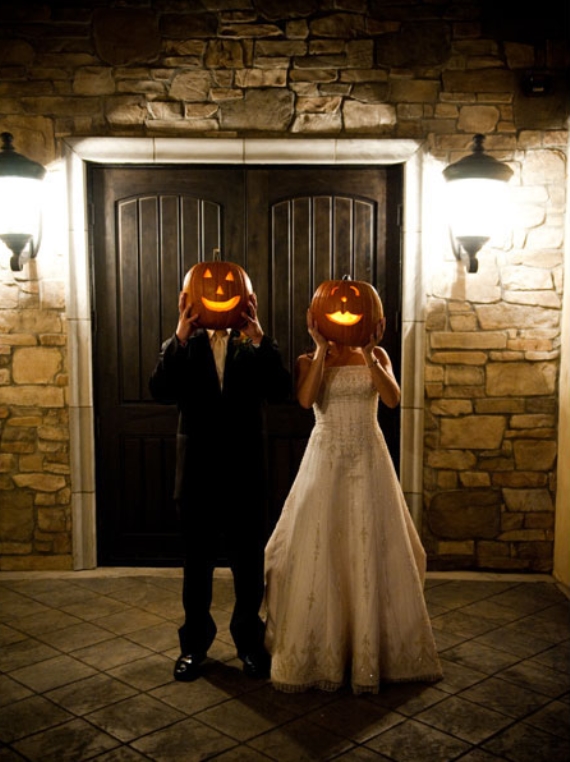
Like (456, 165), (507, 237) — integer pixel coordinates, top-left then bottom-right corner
(341, 274), (352, 281)
(212, 247), (221, 261)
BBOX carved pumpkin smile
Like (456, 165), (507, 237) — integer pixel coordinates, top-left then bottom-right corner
(201, 294), (241, 312)
(326, 310), (363, 326)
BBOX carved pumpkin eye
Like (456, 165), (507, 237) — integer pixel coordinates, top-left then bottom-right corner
(203, 268), (213, 278)
(225, 272), (234, 281)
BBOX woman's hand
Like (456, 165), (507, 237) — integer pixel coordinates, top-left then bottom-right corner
(307, 308), (328, 352)
(363, 318), (386, 364)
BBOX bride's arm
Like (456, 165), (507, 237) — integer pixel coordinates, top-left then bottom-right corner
(366, 347), (401, 408)
(296, 351), (326, 409)
(296, 309), (328, 409)
(363, 320), (401, 409)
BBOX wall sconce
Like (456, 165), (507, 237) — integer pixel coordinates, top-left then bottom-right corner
(0, 132), (46, 271)
(443, 134), (513, 273)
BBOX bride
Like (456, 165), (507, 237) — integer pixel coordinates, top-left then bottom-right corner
(264, 309), (442, 694)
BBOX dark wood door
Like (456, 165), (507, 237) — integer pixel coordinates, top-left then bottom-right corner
(245, 167), (403, 531)
(89, 164), (402, 565)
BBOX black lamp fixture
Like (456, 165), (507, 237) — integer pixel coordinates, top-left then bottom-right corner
(443, 134), (513, 273)
(0, 132), (46, 271)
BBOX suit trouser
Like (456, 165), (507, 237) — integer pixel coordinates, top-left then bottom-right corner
(178, 502), (266, 657)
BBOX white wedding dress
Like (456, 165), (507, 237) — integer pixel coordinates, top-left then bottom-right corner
(264, 365), (442, 694)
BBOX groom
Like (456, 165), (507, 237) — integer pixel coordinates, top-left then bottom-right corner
(149, 285), (290, 682)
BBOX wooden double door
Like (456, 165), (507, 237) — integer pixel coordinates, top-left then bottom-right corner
(89, 164), (403, 565)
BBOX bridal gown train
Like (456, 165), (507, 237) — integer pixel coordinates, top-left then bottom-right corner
(264, 365), (442, 694)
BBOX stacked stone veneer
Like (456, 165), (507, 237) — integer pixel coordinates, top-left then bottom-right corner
(0, 1), (567, 570)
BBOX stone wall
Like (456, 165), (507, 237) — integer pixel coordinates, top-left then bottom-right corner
(0, 0), (568, 571)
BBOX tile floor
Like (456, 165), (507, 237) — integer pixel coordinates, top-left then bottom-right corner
(0, 569), (568, 762)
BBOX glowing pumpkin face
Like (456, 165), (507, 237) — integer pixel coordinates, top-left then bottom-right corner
(311, 277), (384, 347)
(183, 260), (253, 330)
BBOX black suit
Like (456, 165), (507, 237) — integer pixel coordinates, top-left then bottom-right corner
(149, 329), (291, 657)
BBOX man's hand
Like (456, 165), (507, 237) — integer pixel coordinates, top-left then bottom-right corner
(241, 293), (264, 344)
(176, 292), (200, 345)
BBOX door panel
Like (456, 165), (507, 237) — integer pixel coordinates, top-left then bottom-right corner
(90, 164), (402, 565)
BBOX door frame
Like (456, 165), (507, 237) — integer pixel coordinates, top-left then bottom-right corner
(63, 137), (429, 570)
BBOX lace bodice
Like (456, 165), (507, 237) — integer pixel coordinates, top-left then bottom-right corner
(313, 366), (380, 457)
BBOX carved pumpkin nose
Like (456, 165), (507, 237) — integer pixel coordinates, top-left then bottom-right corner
(341, 296), (348, 312)
(216, 285), (224, 295)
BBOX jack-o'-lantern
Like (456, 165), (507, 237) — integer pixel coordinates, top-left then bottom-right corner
(182, 255), (253, 330)
(310, 275), (384, 347)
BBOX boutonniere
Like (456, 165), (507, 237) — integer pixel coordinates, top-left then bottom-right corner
(232, 331), (253, 355)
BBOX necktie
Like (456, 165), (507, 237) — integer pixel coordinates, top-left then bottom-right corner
(212, 330), (227, 388)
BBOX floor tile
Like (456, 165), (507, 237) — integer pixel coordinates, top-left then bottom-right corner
(521, 699), (570, 740)
(365, 682), (449, 716)
(93, 608), (166, 636)
(0, 622), (27, 647)
(46, 672), (138, 715)
(413, 694), (512, 744)
(210, 746), (281, 761)
(0, 592), (51, 620)
(459, 675), (551, 718)
(424, 580), (516, 610)
(196, 689), (296, 741)
(439, 640), (521, 675)
(434, 658), (488, 695)
(305, 694), (405, 743)
(248, 716), (354, 761)
(0, 638), (58, 672)
(11, 717), (119, 762)
(496, 658), (570, 698)
(61, 595), (129, 621)
(124, 621), (179, 652)
(151, 676), (249, 715)
(0, 695), (72, 743)
(87, 747), (151, 761)
(36, 620), (116, 652)
(431, 609), (499, 639)
(488, 583), (566, 616)
(3, 579), (91, 606)
(9, 653), (98, 693)
(531, 640), (570, 672)
(6, 608), (83, 636)
(73, 635), (155, 669)
(472, 622), (554, 659)
(130, 717), (236, 761)
(86, 693), (186, 743)
(331, 748), (393, 761)
(107, 653), (174, 691)
(364, 717), (470, 761)
(0, 674), (33, 707)
(483, 721), (570, 762)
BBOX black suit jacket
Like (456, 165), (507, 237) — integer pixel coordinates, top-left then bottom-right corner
(149, 329), (291, 515)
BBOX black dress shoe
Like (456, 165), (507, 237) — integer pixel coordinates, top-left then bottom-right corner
(173, 653), (206, 682)
(241, 651), (270, 679)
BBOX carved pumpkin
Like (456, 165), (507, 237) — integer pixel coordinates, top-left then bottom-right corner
(310, 276), (384, 347)
(182, 258), (253, 330)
